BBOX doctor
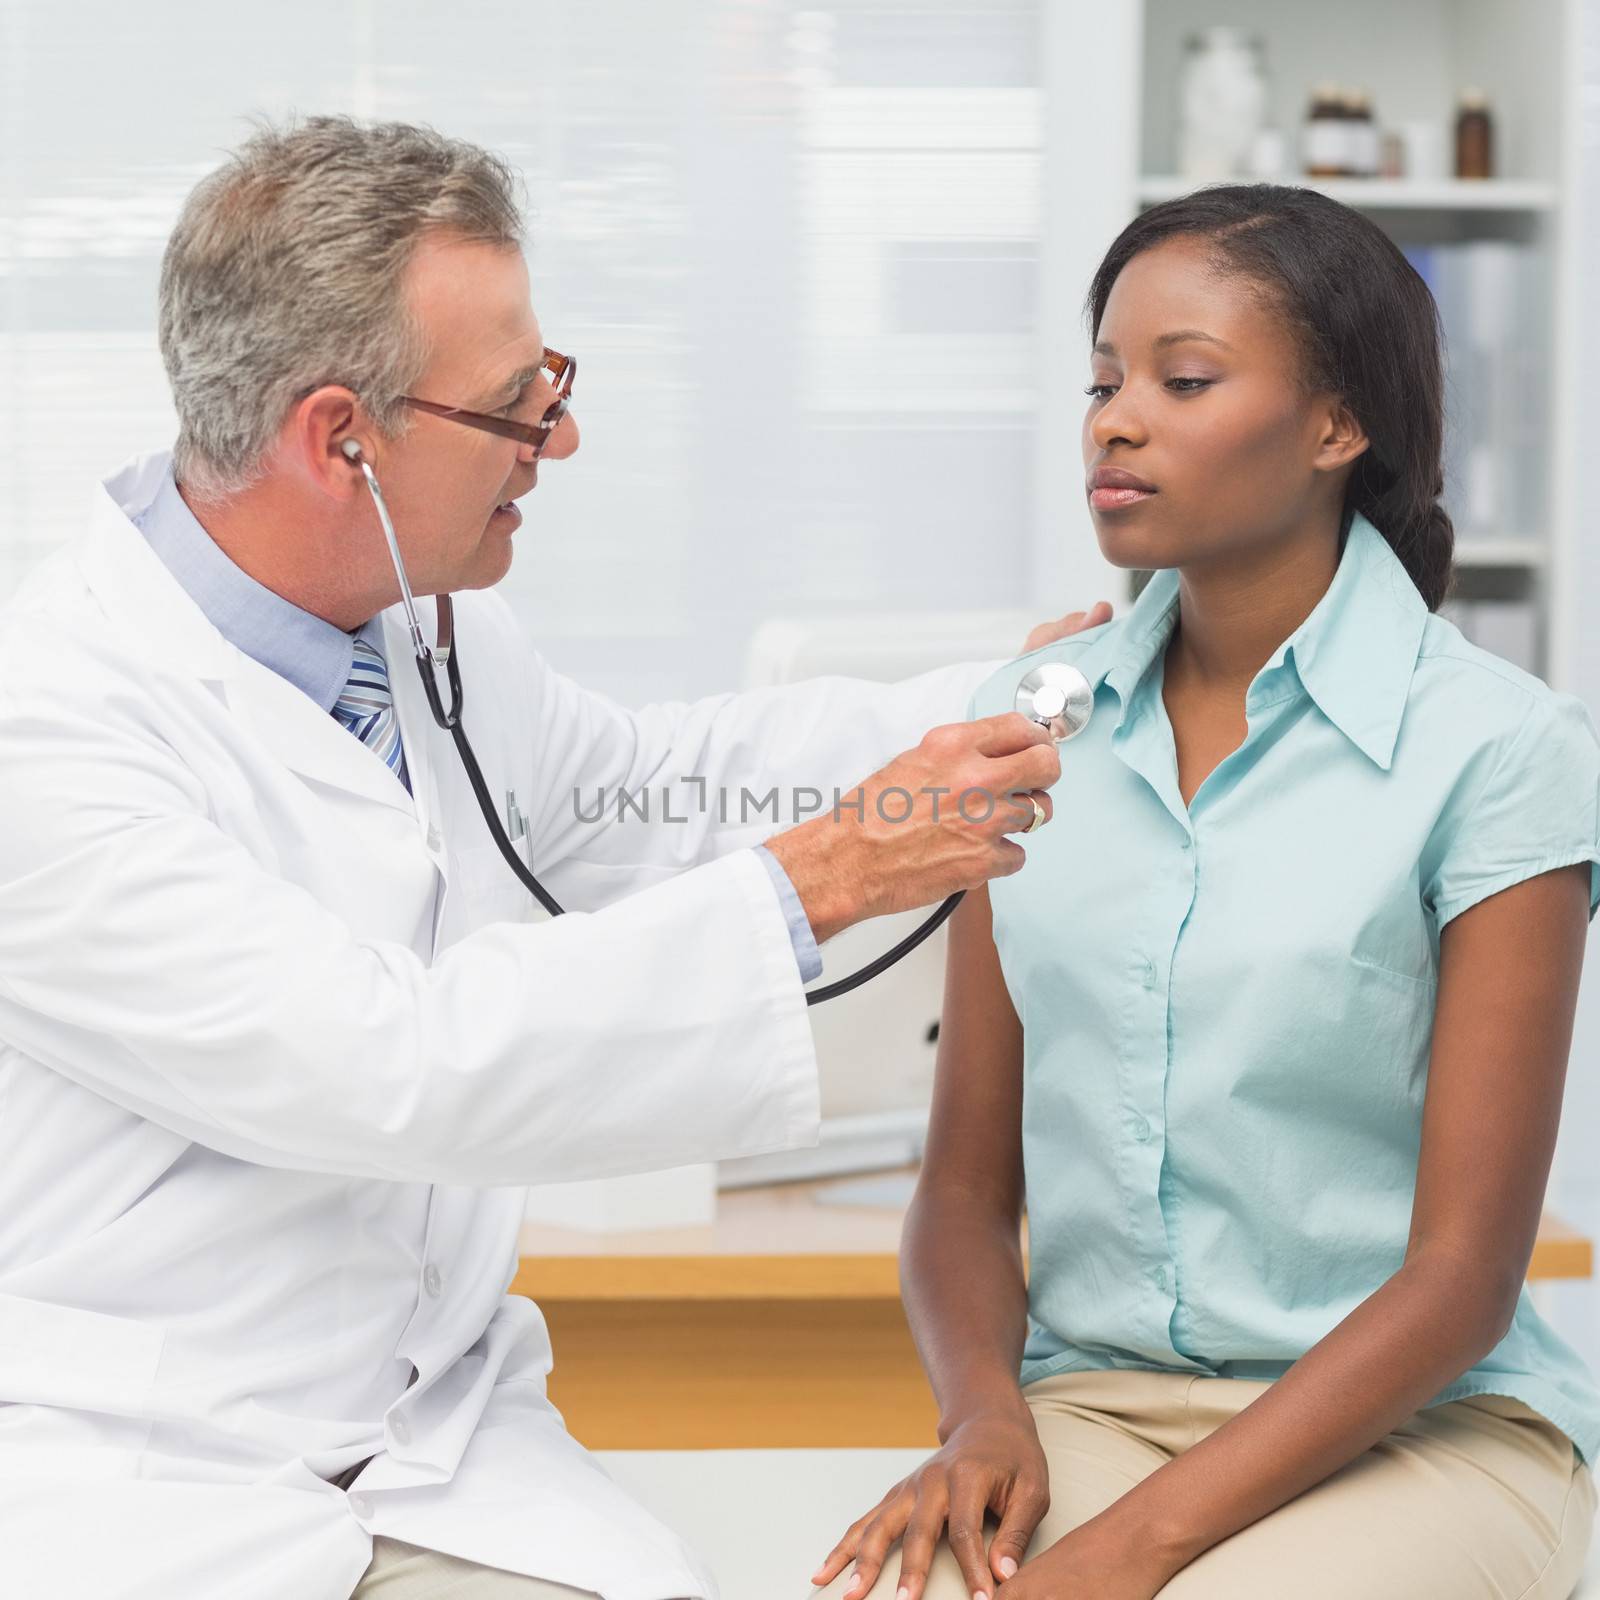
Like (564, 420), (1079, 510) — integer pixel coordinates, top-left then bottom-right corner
(0, 117), (1102, 1600)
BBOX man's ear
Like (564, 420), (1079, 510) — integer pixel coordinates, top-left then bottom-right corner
(290, 385), (367, 500)
(1313, 398), (1370, 477)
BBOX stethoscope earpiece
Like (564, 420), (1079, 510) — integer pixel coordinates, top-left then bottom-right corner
(341, 439), (363, 463)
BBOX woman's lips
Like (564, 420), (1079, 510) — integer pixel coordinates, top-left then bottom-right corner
(1089, 486), (1156, 511)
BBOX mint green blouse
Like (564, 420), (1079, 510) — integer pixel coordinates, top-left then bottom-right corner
(969, 513), (1600, 1463)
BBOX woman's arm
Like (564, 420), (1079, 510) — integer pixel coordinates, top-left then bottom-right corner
(1005, 863), (1591, 1598)
(903, 882), (1031, 1438)
(811, 884), (1044, 1600)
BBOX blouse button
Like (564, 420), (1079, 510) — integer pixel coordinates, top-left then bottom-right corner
(1133, 1115), (1152, 1143)
(1153, 1267), (1169, 1292)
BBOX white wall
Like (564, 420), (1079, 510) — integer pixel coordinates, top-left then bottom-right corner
(0, 0), (1075, 705)
(1545, 0), (1600, 1361)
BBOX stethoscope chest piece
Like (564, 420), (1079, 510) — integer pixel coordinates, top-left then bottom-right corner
(1015, 661), (1094, 743)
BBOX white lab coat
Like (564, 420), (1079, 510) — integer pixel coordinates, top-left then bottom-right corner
(0, 453), (994, 1600)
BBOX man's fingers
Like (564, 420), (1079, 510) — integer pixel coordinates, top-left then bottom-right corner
(997, 789), (1052, 836)
(965, 712), (1055, 759)
(1020, 599), (1113, 654)
(987, 742), (1061, 803)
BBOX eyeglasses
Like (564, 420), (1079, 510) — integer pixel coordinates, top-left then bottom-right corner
(398, 349), (575, 458)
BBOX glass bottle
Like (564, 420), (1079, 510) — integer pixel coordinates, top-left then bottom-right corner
(1455, 89), (1493, 179)
(1303, 83), (1348, 177)
(1177, 28), (1268, 180)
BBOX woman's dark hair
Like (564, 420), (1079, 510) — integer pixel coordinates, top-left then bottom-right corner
(1086, 183), (1454, 611)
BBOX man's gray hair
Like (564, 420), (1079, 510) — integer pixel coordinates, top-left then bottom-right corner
(159, 116), (524, 500)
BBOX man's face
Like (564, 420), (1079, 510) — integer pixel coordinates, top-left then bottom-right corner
(373, 231), (579, 596)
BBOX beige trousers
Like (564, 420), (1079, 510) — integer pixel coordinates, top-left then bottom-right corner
(812, 1370), (1597, 1599)
(351, 1538), (599, 1598)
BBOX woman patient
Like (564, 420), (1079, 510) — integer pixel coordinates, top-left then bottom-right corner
(809, 185), (1600, 1599)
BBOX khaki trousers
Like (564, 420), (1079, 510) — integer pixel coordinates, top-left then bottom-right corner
(812, 1370), (1597, 1599)
(351, 1538), (600, 1598)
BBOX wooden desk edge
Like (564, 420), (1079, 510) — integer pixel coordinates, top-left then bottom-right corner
(512, 1252), (902, 1302)
(515, 1214), (1591, 1303)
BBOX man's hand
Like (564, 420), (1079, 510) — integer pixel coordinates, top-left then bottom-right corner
(1021, 600), (1112, 655)
(766, 713), (1059, 944)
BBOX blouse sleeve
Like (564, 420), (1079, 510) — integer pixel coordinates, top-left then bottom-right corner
(1425, 690), (1600, 930)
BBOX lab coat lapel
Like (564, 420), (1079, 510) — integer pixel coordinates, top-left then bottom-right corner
(77, 454), (235, 682)
(222, 653), (418, 816)
(77, 455), (417, 818)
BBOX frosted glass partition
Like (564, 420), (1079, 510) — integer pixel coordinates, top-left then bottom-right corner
(0, 0), (1057, 705)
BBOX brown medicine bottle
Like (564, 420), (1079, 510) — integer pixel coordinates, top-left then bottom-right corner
(1456, 89), (1493, 179)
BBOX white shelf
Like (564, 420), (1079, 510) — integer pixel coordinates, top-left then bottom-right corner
(1137, 176), (1559, 213)
(1452, 540), (1548, 569)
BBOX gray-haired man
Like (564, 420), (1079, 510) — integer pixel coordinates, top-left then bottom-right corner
(0, 116), (1099, 1598)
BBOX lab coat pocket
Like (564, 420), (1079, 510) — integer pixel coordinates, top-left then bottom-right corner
(0, 1293), (166, 1417)
(448, 844), (540, 930)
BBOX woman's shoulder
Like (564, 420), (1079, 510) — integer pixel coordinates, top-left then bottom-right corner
(1410, 611), (1599, 766)
(1411, 613), (1600, 925)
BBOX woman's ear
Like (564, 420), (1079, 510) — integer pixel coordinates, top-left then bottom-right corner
(1313, 399), (1370, 477)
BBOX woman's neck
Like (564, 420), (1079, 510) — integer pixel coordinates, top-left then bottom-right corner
(1166, 517), (1343, 696)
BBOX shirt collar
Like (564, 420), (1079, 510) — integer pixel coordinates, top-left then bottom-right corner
(134, 462), (376, 711)
(1070, 511), (1427, 770)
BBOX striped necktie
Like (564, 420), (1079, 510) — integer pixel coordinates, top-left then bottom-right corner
(332, 637), (411, 793)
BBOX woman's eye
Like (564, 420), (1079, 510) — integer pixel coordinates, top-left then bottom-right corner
(1166, 377), (1213, 392)
(1083, 382), (1116, 400)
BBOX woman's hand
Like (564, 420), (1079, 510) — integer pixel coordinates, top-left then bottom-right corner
(993, 1513), (1176, 1600)
(809, 1403), (1050, 1600)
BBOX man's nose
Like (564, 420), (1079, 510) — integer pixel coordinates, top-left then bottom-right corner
(542, 409), (580, 461)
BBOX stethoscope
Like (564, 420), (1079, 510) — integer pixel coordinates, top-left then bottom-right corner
(343, 437), (1095, 1004)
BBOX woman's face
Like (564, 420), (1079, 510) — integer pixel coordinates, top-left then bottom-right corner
(1082, 235), (1362, 572)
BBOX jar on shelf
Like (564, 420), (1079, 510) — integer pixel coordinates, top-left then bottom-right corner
(1176, 28), (1268, 180)
(1455, 89), (1494, 179)
(1303, 83), (1347, 177)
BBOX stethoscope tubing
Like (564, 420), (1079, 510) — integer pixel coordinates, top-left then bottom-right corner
(419, 647), (964, 1003)
(352, 446), (971, 1004)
